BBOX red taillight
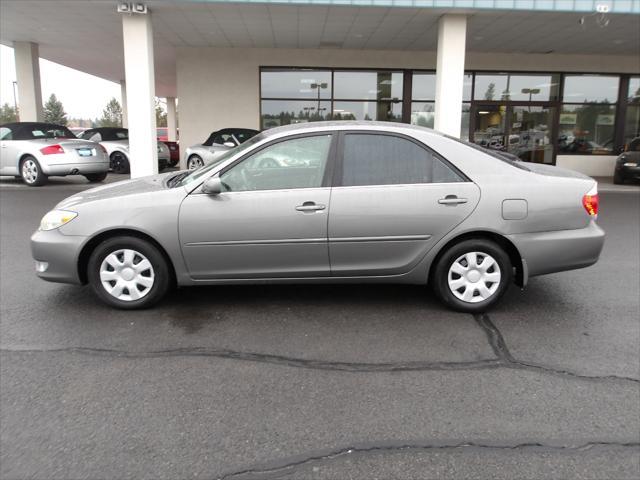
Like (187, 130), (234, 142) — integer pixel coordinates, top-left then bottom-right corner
(582, 185), (599, 218)
(40, 144), (64, 155)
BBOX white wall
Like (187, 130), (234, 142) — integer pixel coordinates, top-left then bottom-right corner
(556, 155), (617, 177)
(177, 46), (638, 171)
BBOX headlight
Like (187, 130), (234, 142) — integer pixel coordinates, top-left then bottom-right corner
(623, 162), (638, 167)
(39, 210), (78, 231)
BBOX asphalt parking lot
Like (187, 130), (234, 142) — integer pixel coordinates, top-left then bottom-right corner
(0, 174), (639, 480)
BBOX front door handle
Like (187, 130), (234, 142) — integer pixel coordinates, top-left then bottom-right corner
(295, 201), (326, 212)
(438, 195), (468, 205)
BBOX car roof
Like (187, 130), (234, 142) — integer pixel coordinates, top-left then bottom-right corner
(0, 121), (67, 129)
(260, 120), (443, 140)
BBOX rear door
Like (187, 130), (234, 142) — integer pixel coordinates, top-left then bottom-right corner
(328, 131), (480, 277)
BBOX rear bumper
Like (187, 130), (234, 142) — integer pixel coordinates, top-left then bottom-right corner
(42, 161), (109, 176)
(508, 221), (605, 278)
(30, 229), (86, 284)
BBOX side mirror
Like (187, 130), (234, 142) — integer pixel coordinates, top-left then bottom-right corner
(223, 141), (236, 148)
(202, 176), (223, 195)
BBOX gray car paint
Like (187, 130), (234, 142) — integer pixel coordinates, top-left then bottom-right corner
(31, 121), (605, 290)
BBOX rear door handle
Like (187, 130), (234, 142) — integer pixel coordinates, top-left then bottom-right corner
(438, 195), (468, 205)
(295, 201), (326, 212)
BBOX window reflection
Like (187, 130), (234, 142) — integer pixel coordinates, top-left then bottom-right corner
(474, 73), (560, 102)
(261, 100), (331, 129)
(563, 75), (619, 103)
(261, 70), (331, 99)
(332, 101), (402, 122)
(410, 102), (435, 128)
(558, 104), (616, 154)
(334, 71), (403, 100)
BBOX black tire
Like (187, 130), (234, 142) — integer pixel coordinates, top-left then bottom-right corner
(20, 155), (48, 186)
(169, 159), (179, 168)
(85, 172), (108, 183)
(613, 172), (625, 185)
(431, 239), (512, 313)
(187, 155), (204, 170)
(110, 152), (130, 174)
(87, 236), (171, 309)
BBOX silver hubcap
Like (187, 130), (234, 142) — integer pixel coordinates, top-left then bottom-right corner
(188, 156), (203, 170)
(22, 160), (38, 183)
(99, 249), (155, 301)
(447, 251), (501, 303)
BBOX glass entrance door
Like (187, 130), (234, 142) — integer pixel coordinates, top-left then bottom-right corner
(472, 104), (556, 164)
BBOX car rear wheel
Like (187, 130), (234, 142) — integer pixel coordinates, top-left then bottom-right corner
(432, 239), (512, 313)
(187, 155), (204, 170)
(110, 152), (130, 174)
(85, 172), (108, 183)
(87, 236), (170, 309)
(20, 156), (47, 186)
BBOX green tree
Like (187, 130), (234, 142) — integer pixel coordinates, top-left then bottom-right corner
(0, 103), (18, 123)
(155, 99), (167, 127)
(43, 94), (67, 125)
(99, 98), (122, 127)
(484, 82), (496, 100)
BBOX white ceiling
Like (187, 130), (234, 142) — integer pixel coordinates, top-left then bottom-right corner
(1, 1), (638, 97)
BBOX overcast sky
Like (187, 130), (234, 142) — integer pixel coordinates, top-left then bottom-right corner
(0, 45), (121, 120)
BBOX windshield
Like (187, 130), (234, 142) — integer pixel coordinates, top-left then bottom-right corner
(173, 132), (266, 188)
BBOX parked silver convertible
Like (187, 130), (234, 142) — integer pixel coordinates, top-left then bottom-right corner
(1, 122), (109, 186)
(31, 122), (605, 312)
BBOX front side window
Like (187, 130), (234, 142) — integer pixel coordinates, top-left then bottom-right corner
(340, 134), (464, 187)
(220, 135), (332, 192)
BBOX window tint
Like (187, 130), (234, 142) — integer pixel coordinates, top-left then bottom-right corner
(0, 127), (12, 140)
(220, 135), (332, 192)
(341, 134), (464, 186)
(15, 124), (75, 140)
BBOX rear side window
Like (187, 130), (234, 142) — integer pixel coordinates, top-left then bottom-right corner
(340, 133), (464, 186)
(0, 127), (12, 140)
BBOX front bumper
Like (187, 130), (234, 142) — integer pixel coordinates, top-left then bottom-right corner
(616, 164), (640, 181)
(508, 221), (605, 278)
(42, 161), (110, 176)
(30, 229), (87, 284)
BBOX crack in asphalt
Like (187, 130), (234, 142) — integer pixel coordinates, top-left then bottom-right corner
(1, 314), (637, 383)
(473, 314), (640, 384)
(216, 440), (640, 480)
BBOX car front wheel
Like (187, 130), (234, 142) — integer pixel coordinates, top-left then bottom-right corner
(87, 236), (170, 309)
(432, 239), (512, 313)
(187, 155), (204, 170)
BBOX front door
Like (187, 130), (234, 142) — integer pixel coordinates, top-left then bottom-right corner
(179, 134), (334, 279)
(472, 103), (556, 164)
(328, 132), (480, 276)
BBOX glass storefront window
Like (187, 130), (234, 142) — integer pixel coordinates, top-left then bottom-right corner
(558, 104), (616, 154)
(474, 73), (560, 102)
(412, 73), (436, 100)
(261, 100), (331, 129)
(624, 106), (640, 147)
(334, 71), (403, 101)
(261, 70), (331, 99)
(461, 103), (470, 140)
(563, 75), (619, 103)
(410, 102), (435, 128)
(629, 77), (640, 104)
(332, 101), (402, 122)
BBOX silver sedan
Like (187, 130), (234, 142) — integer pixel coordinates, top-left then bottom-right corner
(31, 122), (605, 312)
(0, 122), (109, 186)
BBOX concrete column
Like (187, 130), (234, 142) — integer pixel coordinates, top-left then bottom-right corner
(434, 15), (467, 137)
(122, 12), (157, 177)
(120, 80), (128, 128)
(166, 97), (177, 141)
(13, 42), (43, 122)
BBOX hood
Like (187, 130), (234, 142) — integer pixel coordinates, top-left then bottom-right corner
(56, 171), (177, 209)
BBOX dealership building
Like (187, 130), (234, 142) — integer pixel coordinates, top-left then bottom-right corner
(1, 0), (639, 177)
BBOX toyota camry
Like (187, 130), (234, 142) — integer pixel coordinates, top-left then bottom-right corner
(31, 122), (605, 312)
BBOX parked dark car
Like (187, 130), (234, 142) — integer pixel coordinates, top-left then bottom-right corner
(80, 128), (170, 174)
(614, 137), (640, 184)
